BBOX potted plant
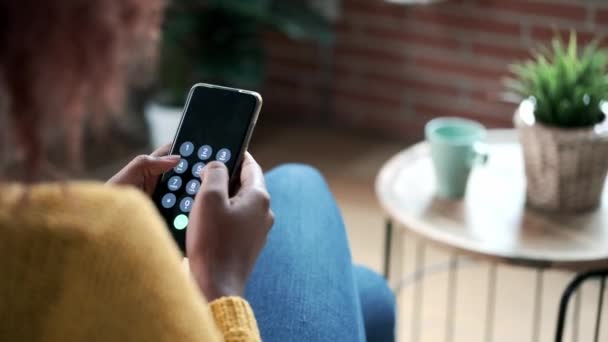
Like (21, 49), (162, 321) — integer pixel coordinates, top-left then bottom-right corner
(146, 0), (335, 149)
(506, 33), (608, 212)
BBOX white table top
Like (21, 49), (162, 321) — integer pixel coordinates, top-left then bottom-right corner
(376, 129), (608, 271)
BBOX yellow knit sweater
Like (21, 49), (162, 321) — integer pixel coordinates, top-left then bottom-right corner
(0, 182), (261, 342)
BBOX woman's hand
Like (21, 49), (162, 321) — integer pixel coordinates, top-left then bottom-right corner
(187, 153), (274, 301)
(107, 144), (180, 195)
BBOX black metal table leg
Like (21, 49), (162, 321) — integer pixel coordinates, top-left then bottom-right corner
(594, 277), (606, 342)
(555, 269), (608, 342)
(383, 218), (393, 279)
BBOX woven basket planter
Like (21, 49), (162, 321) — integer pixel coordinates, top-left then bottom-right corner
(514, 102), (608, 212)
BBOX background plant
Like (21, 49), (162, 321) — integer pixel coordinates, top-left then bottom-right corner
(158, 0), (335, 106)
(506, 33), (608, 128)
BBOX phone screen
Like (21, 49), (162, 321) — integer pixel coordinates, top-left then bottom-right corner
(152, 84), (261, 251)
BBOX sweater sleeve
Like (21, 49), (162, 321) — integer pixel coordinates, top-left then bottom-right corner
(210, 297), (261, 341)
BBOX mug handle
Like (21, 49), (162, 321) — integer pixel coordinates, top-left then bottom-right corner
(469, 142), (489, 166)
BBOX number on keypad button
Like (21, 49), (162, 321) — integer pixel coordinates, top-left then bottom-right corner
(216, 148), (231, 163)
(174, 159), (188, 174)
(185, 180), (200, 196)
(180, 197), (194, 213)
(179, 142), (194, 157)
(167, 176), (182, 191)
(198, 145), (213, 160)
(192, 162), (205, 178)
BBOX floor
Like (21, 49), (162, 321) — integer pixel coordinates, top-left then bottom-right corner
(95, 122), (607, 342)
(250, 124), (607, 342)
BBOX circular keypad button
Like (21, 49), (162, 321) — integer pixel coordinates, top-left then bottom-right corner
(198, 145), (213, 160)
(185, 180), (201, 196)
(192, 162), (205, 178)
(179, 142), (194, 157)
(216, 148), (231, 163)
(173, 214), (188, 230)
(161, 193), (177, 208)
(174, 159), (188, 174)
(167, 176), (182, 191)
(180, 197), (194, 213)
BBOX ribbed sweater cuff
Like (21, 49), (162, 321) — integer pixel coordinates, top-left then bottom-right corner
(210, 297), (260, 341)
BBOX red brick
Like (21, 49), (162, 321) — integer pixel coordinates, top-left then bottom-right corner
(360, 115), (424, 140)
(267, 55), (320, 73)
(334, 90), (403, 112)
(342, 1), (521, 35)
(361, 26), (461, 50)
(333, 61), (463, 98)
(405, 9), (521, 37)
(333, 87), (403, 109)
(262, 102), (323, 122)
(262, 98), (322, 120)
(413, 57), (507, 81)
(530, 27), (600, 46)
(597, 9), (608, 24)
(472, 43), (532, 62)
(469, 86), (513, 104)
(368, 74), (461, 97)
(262, 84), (323, 112)
(333, 107), (422, 140)
(260, 0), (608, 138)
(469, 100), (519, 118)
(332, 60), (403, 82)
(413, 102), (511, 127)
(334, 44), (406, 65)
(477, 0), (587, 22)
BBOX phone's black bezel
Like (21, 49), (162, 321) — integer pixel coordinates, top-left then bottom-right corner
(153, 83), (263, 252)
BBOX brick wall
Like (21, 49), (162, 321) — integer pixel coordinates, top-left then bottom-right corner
(261, 0), (608, 139)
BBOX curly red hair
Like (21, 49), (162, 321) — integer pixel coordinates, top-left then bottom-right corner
(0, 0), (164, 180)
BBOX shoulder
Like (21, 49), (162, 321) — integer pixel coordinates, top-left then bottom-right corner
(0, 182), (172, 248)
(0, 181), (186, 286)
(0, 181), (152, 214)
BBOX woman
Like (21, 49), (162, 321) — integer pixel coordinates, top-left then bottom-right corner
(0, 1), (395, 341)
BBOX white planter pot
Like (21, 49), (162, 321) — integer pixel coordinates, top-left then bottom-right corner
(514, 100), (608, 212)
(145, 102), (183, 150)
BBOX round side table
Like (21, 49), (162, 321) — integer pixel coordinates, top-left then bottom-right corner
(376, 129), (608, 342)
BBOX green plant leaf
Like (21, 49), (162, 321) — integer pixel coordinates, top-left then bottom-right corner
(506, 32), (608, 127)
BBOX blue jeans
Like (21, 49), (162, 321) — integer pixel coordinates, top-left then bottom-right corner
(245, 165), (396, 342)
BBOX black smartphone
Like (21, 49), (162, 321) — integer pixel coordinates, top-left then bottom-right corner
(152, 83), (262, 252)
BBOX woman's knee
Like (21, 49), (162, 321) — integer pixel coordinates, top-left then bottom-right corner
(354, 265), (396, 341)
(265, 164), (328, 192)
(267, 163), (323, 181)
(356, 265), (395, 313)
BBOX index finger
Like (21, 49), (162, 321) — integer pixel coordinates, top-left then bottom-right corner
(239, 152), (266, 190)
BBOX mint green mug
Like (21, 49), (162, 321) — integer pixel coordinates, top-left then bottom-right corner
(425, 117), (488, 198)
